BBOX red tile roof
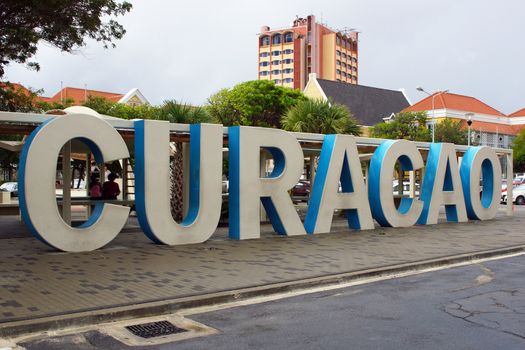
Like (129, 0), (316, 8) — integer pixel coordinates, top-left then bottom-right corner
(509, 108), (525, 117)
(404, 92), (506, 116)
(46, 87), (124, 104)
(459, 119), (523, 136)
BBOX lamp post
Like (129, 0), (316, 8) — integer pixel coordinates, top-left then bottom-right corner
(416, 87), (449, 143)
(465, 112), (474, 147)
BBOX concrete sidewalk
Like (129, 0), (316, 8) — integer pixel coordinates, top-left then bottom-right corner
(0, 209), (524, 337)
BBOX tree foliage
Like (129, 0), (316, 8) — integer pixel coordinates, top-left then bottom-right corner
(281, 99), (361, 135)
(156, 100), (210, 124)
(207, 80), (306, 128)
(513, 128), (525, 172)
(0, 0), (132, 77)
(370, 111), (431, 141)
(433, 118), (467, 145)
(83, 96), (159, 120)
(0, 83), (40, 112)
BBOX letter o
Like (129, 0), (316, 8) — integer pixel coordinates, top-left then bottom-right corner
(460, 146), (502, 220)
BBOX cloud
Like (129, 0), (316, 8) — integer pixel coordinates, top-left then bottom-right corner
(4, 0), (525, 113)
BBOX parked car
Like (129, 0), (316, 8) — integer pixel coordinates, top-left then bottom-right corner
(0, 182), (18, 197)
(501, 176), (525, 192)
(501, 184), (525, 205)
(291, 181), (310, 201)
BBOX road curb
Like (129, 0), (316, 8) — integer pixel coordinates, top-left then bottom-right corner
(1, 244), (524, 338)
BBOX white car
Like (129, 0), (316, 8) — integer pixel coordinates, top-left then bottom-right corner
(501, 184), (525, 205)
(0, 182), (18, 197)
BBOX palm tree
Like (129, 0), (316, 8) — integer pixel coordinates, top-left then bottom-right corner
(281, 99), (360, 135)
(156, 100), (211, 221)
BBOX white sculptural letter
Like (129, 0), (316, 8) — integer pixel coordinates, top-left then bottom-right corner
(418, 143), (468, 224)
(134, 120), (223, 245)
(228, 126), (306, 239)
(368, 140), (424, 227)
(19, 114), (130, 252)
(304, 134), (374, 233)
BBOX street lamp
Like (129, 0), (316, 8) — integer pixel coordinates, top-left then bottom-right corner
(416, 87), (449, 143)
(465, 112), (474, 147)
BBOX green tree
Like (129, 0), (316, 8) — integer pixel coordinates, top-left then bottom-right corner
(0, 83), (40, 112)
(36, 98), (75, 112)
(80, 95), (160, 120)
(433, 118), (467, 145)
(156, 101), (211, 220)
(207, 80), (306, 128)
(281, 99), (361, 135)
(513, 128), (525, 172)
(82, 95), (116, 115)
(0, 0), (132, 77)
(370, 111), (431, 141)
(206, 88), (241, 126)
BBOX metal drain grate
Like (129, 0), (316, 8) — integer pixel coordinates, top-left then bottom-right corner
(126, 321), (188, 339)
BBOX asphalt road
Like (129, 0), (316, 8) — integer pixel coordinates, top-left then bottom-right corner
(19, 253), (525, 350)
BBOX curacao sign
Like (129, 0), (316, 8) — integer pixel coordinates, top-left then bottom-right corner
(18, 114), (502, 252)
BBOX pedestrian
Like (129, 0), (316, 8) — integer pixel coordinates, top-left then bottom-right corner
(102, 173), (121, 200)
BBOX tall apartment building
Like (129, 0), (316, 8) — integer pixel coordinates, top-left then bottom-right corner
(258, 15), (359, 90)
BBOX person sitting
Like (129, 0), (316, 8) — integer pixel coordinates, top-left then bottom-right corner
(89, 174), (102, 199)
(102, 173), (121, 200)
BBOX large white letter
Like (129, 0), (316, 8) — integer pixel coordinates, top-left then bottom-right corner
(368, 140), (424, 227)
(417, 143), (468, 225)
(134, 120), (223, 245)
(460, 146), (502, 220)
(19, 114), (130, 252)
(228, 126), (306, 239)
(304, 134), (373, 233)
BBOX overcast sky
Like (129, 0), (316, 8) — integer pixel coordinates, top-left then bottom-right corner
(4, 0), (525, 114)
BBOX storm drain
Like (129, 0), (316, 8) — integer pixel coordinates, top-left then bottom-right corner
(125, 320), (188, 339)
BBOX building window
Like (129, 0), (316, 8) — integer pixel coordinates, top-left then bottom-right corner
(272, 60), (281, 65)
(272, 50), (281, 56)
(336, 50), (341, 57)
(342, 62), (347, 68)
(342, 52), (347, 59)
(336, 69), (341, 75)
(283, 58), (293, 64)
(272, 34), (282, 45)
(283, 68), (294, 74)
(336, 60), (341, 66)
(336, 36), (341, 46)
(272, 69), (281, 75)
(284, 32), (294, 43)
(260, 36), (270, 46)
(274, 79), (281, 84)
(284, 49), (294, 54)
(259, 71), (269, 76)
(259, 61), (269, 67)
(259, 52), (270, 58)
(283, 78), (293, 83)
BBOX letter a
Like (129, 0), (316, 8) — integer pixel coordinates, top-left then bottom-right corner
(418, 143), (468, 225)
(304, 134), (374, 234)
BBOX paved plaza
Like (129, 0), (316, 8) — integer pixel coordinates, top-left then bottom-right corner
(0, 207), (524, 335)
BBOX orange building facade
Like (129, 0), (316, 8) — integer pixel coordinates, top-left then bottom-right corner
(258, 15), (358, 90)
